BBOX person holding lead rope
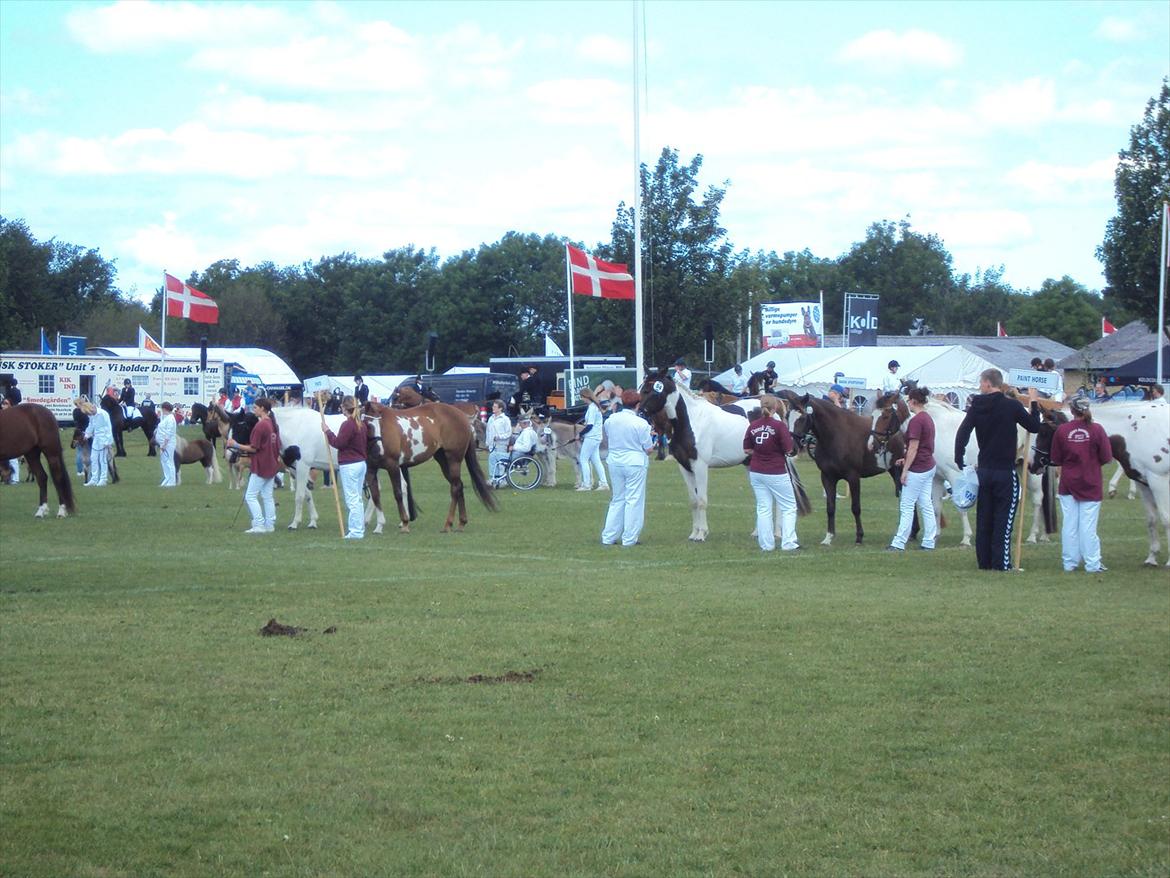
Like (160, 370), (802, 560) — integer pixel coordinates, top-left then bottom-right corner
(322, 395), (367, 540)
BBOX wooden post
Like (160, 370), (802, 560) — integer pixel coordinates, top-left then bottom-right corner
(317, 391), (346, 538)
(1014, 434), (1031, 573)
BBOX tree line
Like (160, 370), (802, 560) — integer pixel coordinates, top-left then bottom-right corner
(2, 83), (1165, 379)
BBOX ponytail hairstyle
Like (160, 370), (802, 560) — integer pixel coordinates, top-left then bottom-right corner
(1070, 396), (1092, 423)
(907, 386), (930, 406)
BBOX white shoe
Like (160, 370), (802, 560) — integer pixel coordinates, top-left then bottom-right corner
(595, 485), (610, 491)
(344, 533), (363, 540)
(244, 526), (267, 534)
(576, 486), (592, 492)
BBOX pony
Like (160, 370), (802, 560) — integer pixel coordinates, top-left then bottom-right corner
(272, 408), (343, 530)
(1084, 399), (1170, 566)
(640, 371), (810, 542)
(779, 390), (904, 545)
(366, 399), (498, 532)
(392, 385), (486, 449)
(207, 404), (259, 489)
(0, 403), (76, 518)
(70, 427), (120, 486)
(172, 436), (222, 485)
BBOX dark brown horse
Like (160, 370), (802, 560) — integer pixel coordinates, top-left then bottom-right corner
(0, 403), (76, 517)
(779, 390), (904, 545)
(367, 400), (497, 532)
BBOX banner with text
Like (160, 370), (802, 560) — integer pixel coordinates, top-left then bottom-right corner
(760, 302), (822, 349)
(845, 294), (880, 346)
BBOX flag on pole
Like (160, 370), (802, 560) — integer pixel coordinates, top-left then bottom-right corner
(138, 325), (165, 355)
(544, 334), (565, 357)
(566, 244), (635, 300)
(164, 273), (219, 323)
(39, 328), (52, 355)
(996, 321), (1008, 338)
(1101, 316), (1116, 337)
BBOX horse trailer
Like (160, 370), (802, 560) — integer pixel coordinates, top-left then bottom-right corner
(0, 351), (225, 424)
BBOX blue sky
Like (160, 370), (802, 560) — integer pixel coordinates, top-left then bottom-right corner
(1, 0), (1167, 304)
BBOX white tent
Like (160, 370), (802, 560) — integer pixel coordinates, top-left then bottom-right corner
(302, 374), (412, 401)
(716, 345), (998, 409)
(95, 346), (299, 388)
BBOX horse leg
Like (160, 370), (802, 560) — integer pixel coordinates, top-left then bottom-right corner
(363, 467), (385, 535)
(26, 452), (49, 518)
(687, 460), (710, 541)
(288, 463), (306, 529)
(385, 462), (411, 532)
(1107, 462), (1123, 498)
(820, 472), (837, 545)
(1136, 475), (1170, 567)
(849, 476), (864, 544)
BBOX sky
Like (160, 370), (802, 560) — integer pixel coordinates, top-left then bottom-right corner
(1, 0), (1167, 305)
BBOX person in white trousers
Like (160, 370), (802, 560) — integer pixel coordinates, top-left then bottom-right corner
(1050, 396), (1113, 573)
(888, 386), (939, 551)
(324, 396), (368, 539)
(228, 398), (280, 534)
(2, 398), (19, 483)
(155, 401), (178, 487)
(577, 388), (608, 492)
(600, 390), (654, 547)
(485, 400), (512, 488)
(82, 401), (113, 486)
(743, 395), (800, 551)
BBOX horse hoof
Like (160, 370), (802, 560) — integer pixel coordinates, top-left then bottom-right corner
(57, 506), (67, 518)
(1025, 537), (1037, 545)
(287, 524), (298, 531)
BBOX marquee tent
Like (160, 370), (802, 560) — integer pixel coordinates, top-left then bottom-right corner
(93, 346), (299, 389)
(302, 374), (412, 402)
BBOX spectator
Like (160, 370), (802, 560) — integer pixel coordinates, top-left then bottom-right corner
(826, 383), (849, 409)
(485, 400), (512, 488)
(887, 386), (938, 552)
(1092, 379), (1111, 402)
(743, 395), (799, 552)
(71, 396), (90, 477)
(242, 380), (259, 408)
(600, 389), (655, 547)
(1050, 396), (1113, 573)
(1, 398), (19, 483)
(3, 378), (21, 406)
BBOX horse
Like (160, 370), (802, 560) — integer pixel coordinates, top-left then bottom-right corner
(362, 416), (418, 534)
(207, 404), (259, 489)
(172, 436), (222, 485)
(780, 390), (904, 546)
(0, 403), (76, 518)
(366, 399), (497, 532)
(392, 385), (486, 450)
(640, 371), (810, 542)
(100, 394), (130, 457)
(70, 428), (120, 486)
(1085, 399), (1170, 566)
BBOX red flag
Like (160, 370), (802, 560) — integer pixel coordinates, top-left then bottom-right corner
(165, 273), (219, 323)
(138, 325), (164, 355)
(996, 321), (1008, 338)
(1102, 316), (1116, 336)
(567, 244), (635, 300)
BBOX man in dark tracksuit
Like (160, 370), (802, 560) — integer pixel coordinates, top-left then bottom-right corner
(955, 369), (1041, 571)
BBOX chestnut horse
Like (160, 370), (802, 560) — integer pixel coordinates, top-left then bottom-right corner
(366, 400), (497, 532)
(0, 403), (76, 517)
(392, 385), (486, 450)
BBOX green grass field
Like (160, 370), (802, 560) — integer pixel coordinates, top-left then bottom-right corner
(2, 427), (1168, 877)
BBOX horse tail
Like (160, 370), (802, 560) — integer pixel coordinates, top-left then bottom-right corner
(464, 448), (498, 512)
(49, 448), (77, 513)
(787, 457), (812, 516)
(1041, 467), (1056, 534)
(402, 467), (419, 521)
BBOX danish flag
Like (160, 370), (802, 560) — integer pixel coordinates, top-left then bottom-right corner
(164, 273), (219, 323)
(1102, 316), (1116, 336)
(566, 244), (635, 300)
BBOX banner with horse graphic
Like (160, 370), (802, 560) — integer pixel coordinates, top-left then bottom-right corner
(761, 302), (822, 349)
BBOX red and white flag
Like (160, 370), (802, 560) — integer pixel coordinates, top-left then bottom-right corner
(165, 273), (219, 323)
(138, 325), (165, 355)
(566, 244), (635, 300)
(996, 321), (1008, 338)
(1102, 316), (1116, 336)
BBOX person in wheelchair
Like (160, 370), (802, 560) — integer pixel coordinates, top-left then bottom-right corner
(509, 415), (539, 459)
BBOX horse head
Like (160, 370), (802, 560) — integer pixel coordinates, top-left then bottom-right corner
(1030, 408), (1068, 473)
(868, 392), (908, 454)
(639, 371), (679, 420)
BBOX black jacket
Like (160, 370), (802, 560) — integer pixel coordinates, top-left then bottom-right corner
(120, 385), (136, 406)
(955, 392), (1041, 471)
(354, 383), (369, 405)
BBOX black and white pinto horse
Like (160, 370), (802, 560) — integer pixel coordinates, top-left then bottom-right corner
(640, 371), (809, 542)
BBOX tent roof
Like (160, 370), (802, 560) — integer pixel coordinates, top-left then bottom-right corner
(93, 346), (299, 387)
(1056, 321), (1170, 371)
(302, 374), (412, 400)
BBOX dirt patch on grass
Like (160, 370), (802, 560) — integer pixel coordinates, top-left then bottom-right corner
(259, 619), (339, 637)
(417, 668), (542, 685)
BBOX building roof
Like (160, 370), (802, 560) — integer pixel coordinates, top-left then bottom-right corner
(92, 346), (300, 387)
(1055, 321), (1169, 371)
(818, 334), (1075, 371)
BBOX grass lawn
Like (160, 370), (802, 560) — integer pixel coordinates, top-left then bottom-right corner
(1, 427), (1168, 877)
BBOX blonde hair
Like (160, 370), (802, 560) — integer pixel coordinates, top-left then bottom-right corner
(760, 394), (785, 417)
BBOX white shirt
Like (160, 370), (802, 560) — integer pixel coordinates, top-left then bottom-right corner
(881, 371), (901, 393)
(582, 402), (604, 441)
(512, 425), (538, 454)
(485, 413), (512, 451)
(730, 372), (748, 394)
(155, 412), (177, 451)
(673, 367), (692, 390)
(601, 409), (653, 467)
(86, 409), (114, 448)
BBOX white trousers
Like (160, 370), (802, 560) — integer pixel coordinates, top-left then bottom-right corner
(579, 437), (607, 488)
(87, 443), (110, 485)
(159, 442), (176, 486)
(488, 449), (509, 484)
(601, 463), (647, 547)
(245, 473), (276, 530)
(339, 460), (367, 538)
(8, 457), (19, 483)
(749, 470), (799, 551)
(891, 466), (938, 549)
(1058, 495), (1103, 572)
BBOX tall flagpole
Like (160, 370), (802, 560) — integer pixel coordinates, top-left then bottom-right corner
(160, 271), (168, 401)
(632, 0), (645, 386)
(1159, 201), (1167, 385)
(565, 245), (576, 406)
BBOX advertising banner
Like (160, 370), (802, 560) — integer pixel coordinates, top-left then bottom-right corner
(845, 294), (880, 346)
(760, 302), (822, 349)
(58, 335), (86, 356)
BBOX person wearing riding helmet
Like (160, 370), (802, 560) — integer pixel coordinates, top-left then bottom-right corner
(761, 361), (778, 394)
(882, 360), (902, 394)
(119, 378), (136, 408)
(1050, 396), (1113, 573)
(887, 386), (938, 552)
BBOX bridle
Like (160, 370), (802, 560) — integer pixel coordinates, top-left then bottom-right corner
(868, 404), (903, 457)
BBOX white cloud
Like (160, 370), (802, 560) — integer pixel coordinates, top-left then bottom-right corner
(975, 77), (1056, 127)
(1095, 17), (1140, 43)
(836, 29), (962, 70)
(123, 213), (203, 271)
(1003, 158), (1116, 199)
(66, 1), (292, 52)
(577, 35), (628, 66)
(921, 209), (1034, 249)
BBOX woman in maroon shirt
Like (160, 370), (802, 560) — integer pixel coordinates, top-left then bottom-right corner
(743, 395), (799, 551)
(1050, 397), (1113, 572)
(888, 386), (939, 551)
(227, 397), (280, 534)
(323, 395), (368, 540)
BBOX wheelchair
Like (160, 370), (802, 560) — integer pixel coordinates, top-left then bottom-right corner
(503, 451), (543, 491)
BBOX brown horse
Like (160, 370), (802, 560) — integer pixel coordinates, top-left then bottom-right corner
(367, 400), (497, 532)
(779, 390), (905, 545)
(393, 385), (486, 449)
(173, 436), (222, 485)
(70, 428), (120, 486)
(0, 403), (76, 517)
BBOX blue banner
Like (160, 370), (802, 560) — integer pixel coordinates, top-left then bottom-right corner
(40, 328), (52, 355)
(58, 335), (87, 356)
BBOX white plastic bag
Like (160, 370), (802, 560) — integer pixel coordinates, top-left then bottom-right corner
(951, 465), (979, 509)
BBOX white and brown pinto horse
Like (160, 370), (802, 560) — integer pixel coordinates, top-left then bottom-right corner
(640, 371), (809, 542)
(172, 436), (222, 485)
(0, 403), (76, 518)
(366, 400), (497, 532)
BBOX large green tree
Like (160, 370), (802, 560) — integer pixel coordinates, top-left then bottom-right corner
(1097, 79), (1170, 325)
(1008, 276), (1103, 348)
